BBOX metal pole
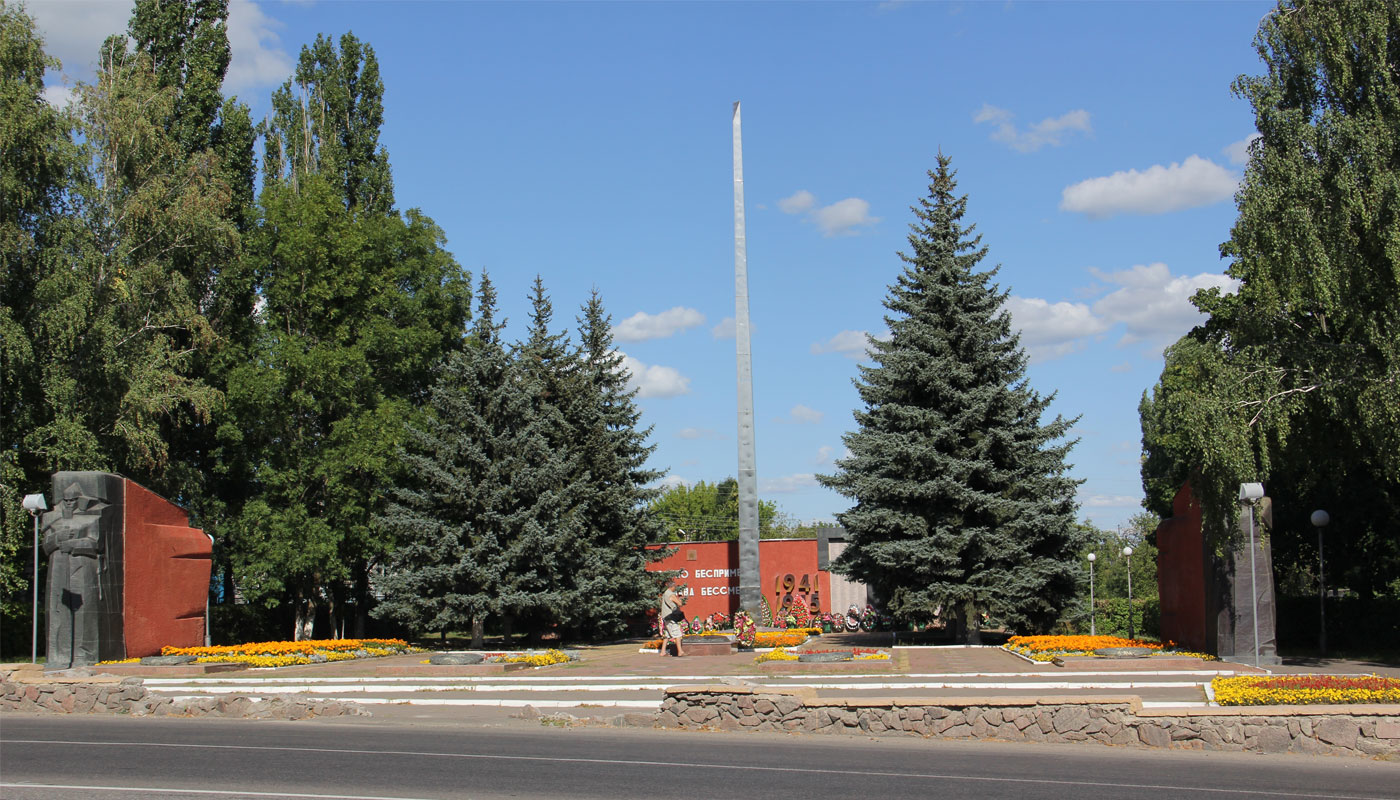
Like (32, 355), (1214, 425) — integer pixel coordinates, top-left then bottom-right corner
(1089, 558), (1095, 637)
(1318, 524), (1326, 657)
(1126, 553), (1133, 641)
(32, 513), (40, 663)
(731, 101), (760, 615)
(1248, 505), (1260, 668)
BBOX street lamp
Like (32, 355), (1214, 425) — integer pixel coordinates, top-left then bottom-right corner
(1087, 552), (1097, 636)
(1311, 509), (1330, 657)
(22, 493), (47, 664)
(1122, 546), (1134, 641)
(1239, 482), (1265, 668)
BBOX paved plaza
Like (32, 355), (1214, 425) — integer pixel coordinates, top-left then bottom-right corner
(88, 633), (1397, 728)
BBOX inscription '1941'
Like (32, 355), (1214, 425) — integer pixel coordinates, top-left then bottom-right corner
(773, 572), (819, 616)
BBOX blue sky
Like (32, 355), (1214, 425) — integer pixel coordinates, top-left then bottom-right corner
(32, 0), (1275, 531)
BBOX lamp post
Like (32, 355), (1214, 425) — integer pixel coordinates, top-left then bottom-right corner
(1239, 482), (1265, 668)
(1122, 546), (1134, 641)
(1087, 552), (1097, 636)
(1311, 509), (1330, 657)
(22, 493), (48, 663)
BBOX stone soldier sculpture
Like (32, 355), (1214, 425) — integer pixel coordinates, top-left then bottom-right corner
(42, 482), (106, 667)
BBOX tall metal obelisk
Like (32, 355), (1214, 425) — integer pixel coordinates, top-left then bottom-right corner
(732, 102), (760, 615)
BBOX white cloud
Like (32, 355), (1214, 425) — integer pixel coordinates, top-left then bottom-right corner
(42, 85), (74, 108)
(655, 474), (690, 490)
(781, 191), (878, 237)
(788, 405), (823, 424)
(711, 317), (735, 339)
(1223, 134), (1260, 166)
(760, 474), (819, 494)
(810, 329), (874, 359)
(814, 445), (834, 465)
(1060, 155), (1238, 218)
(1003, 296), (1109, 364)
(612, 306), (705, 343)
(1007, 263), (1241, 364)
(224, 0), (294, 92)
(678, 427), (721, 440)
(1082, 493), (1141, 509)
(975, 105), (1092, 153)
(619, 353), (691, 398)
(778, 190), (816, 214)
(1089, 263), (1239, 347)
(813, 198), (878, 236)
(27, 1), (130, 77)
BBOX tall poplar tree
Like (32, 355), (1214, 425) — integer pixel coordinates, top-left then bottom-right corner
(819, 155), (1084, 639)
(229, 32), (469, 638)
(0, 2), (82, 627)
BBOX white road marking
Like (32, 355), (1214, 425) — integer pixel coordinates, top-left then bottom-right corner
(1, 742), (1387, 799)
(0, 784), (441, 800)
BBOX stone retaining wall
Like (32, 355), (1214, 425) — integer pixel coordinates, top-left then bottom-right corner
(659, 685), (1400, 758)
(1, 667), (367, 720)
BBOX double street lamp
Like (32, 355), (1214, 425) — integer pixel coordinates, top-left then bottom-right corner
(1311, 509), (1330, 657)
(22, 492), (47, 664)
(1122, 546), (1134, 641)
(1087, 552), (1097, 636)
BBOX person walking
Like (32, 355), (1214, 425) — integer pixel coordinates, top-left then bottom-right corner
(659, 581), (686, 657)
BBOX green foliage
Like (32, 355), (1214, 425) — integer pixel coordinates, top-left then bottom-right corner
(0, 1), (77, 618)
(262, 32), (393, 213)
(1090, 598), (1161, 641)
(2, 1), (251, 624)
(565, 289), (669, 637)
(226, 171), (469, 637)
(1141, 0), (1399, 596)
(818, 154), (1086, 637)
(648, 478), (779, 540)
(375, 278), (666, 642)
(373, 275), (515, 641)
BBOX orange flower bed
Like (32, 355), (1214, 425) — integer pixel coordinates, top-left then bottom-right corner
(1005, 635), (1170, 662)
(1008, 635), (1166, 653)
(162, 638), (411, 658)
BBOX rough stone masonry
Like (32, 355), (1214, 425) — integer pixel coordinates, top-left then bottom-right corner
(659, 685), (1400, 759)
(2, 666), (367, 720)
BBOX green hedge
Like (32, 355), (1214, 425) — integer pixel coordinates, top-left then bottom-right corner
(1087, 597), (1160, 640)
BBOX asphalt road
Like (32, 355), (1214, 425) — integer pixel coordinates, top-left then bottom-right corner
(2, 716), (1397, 800)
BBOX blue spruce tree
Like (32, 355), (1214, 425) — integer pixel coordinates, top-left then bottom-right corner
(819, 155), (1085, 640)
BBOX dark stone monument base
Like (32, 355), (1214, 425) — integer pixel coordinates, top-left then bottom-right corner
(677, 639), (737, 656)
(1220, 654), (1283, 667)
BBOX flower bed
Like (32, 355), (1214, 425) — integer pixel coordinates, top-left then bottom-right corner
(490, 649), (572, 667)
(754, 647), (890, 664)
(645, 626), (818, 652)
(1004, 635), (1171, 662)
(161, 638), (419, 667)
(1212, 674), (1400, 706)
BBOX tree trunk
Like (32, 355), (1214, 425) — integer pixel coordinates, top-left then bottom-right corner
(327, 591), (340, 641)
(965, 602), (982, 646)
(471, 616), (485, 649)
(353, 561), (370, 639)
(294, 592), (317, 641)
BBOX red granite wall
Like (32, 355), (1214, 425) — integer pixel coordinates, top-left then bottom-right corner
(121, 480), (212, 657)
(647, 539), (830, 620)
(1156, 481), (1207, 652)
